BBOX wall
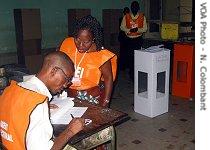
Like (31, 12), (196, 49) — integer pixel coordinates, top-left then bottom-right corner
(162, 0), (179, 22)
(0, 0), (143, 54)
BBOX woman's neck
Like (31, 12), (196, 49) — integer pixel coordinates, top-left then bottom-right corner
(87, 43), (98, 52)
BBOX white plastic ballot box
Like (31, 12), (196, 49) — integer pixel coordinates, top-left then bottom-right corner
(134, 45), (170, 118)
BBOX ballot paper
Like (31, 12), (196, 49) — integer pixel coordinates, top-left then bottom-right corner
(143, 45), (165, 52)
(57, 91), (68, 99)
(50, 97), (88, 124)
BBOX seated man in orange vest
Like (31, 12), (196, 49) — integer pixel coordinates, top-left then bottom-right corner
(60, 15), (117, 107)
(120, 1), (147, 81)
(0, 51), (84, 150)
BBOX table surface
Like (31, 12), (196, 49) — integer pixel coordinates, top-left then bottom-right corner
(53, 99), (130, 145)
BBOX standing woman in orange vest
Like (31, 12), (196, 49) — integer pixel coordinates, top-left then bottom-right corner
(120, 1), (147, 81)
(60, 15), (117, 107)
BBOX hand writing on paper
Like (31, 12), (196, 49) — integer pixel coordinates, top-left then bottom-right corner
(51, 118), (84, 150)
(68, 118), (85, 135)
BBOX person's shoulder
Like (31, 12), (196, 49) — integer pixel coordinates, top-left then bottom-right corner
(139, 12), (145, 16)
(100, 49), (116, 57)
(15, 82), (47, 102)
(60, 37), (75, 49)
(62, 37), (74, 43)
(125, 13), (132, 17)
(18, 76), (48, 98)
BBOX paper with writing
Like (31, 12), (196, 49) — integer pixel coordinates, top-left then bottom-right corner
(50, 97), (87, 124)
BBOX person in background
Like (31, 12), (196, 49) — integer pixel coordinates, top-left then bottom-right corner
(118, 7), (130, 71)
(120, 1), (147, 81)
(0, 51), (84, 150)
(60, 15), (117, 107)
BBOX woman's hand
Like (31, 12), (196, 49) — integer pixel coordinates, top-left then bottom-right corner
(101, 99), (110, 107)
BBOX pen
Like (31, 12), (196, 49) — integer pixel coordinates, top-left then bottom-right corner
(70, 114), (74, 118)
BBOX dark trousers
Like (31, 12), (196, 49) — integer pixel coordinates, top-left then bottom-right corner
(126, 36), (143, 81)
(119, 31), (129, 70)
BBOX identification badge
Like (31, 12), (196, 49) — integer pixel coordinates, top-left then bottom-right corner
(131, 23), (138, 28)
(72, 77), (81, 86)
(130, 21), (138, 28)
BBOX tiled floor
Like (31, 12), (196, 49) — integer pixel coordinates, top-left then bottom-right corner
(110, 70), (195, 150)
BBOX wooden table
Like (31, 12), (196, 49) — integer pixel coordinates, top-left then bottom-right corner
(53, 99), (129, 148)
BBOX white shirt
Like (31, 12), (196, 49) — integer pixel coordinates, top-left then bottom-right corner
(18, 76), (54, 150)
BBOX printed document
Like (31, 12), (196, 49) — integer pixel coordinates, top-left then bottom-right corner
(50, 97), (87, 124)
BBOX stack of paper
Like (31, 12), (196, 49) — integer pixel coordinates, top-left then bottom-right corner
(50, 97), (88, 124)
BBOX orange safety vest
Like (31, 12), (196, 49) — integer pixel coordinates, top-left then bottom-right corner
(125, 13), (144, 36)
(0, 81), (47, 150)
(60, 37), (117, 90)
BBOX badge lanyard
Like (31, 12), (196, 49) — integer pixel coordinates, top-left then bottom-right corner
(74, 49), (87, 73)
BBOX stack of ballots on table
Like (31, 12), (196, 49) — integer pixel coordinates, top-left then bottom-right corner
(50, 92), (88, 125)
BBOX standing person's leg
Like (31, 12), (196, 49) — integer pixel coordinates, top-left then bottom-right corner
(138, 36), (143, 48)
(119, 42), (124, 70)
(124, 36), (130, 69)
(126, 38), (133, 78)
(119, 34), (127, 70)
(128, 38), (135, 81)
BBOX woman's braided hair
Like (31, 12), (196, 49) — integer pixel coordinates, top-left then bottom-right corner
(72, 15), (104, 51)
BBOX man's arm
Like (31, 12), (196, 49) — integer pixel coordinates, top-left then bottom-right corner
(26, 102), (54, 150)
(120, 15), (130, 34)
(137, 16), (147, 33)
(51, 118), (84, 150)
(26, 102), (84, 150)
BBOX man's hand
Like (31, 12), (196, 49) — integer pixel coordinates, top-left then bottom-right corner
(67, 118), (85, 135)
(51, 118), (84, 150)
(130, 27), (138, 33)
(49, 104), (59, 109)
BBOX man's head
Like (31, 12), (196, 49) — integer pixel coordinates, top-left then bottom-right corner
(37, 51), (75, 95)
(131, 1), (140, 16)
